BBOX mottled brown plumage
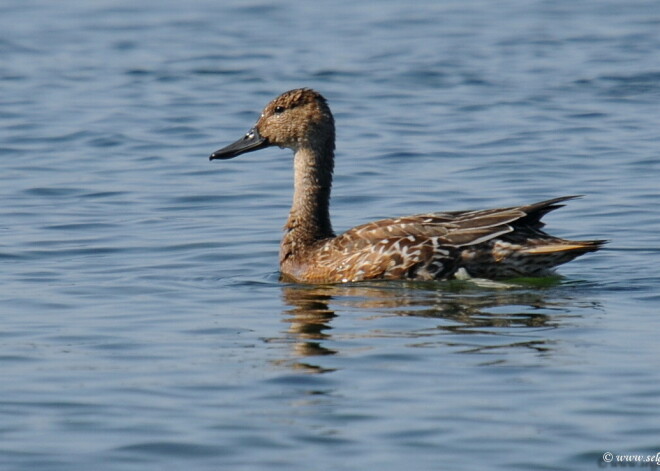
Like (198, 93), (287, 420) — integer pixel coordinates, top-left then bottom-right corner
(210, 88), (605, 283)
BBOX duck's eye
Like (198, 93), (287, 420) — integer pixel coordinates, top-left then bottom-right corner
(274, 106), (285, 114)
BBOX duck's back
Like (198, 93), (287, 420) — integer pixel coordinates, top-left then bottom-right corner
(280, 196), (605, 283)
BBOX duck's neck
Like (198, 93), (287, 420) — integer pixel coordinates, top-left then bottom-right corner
(284, 144), (335, 248)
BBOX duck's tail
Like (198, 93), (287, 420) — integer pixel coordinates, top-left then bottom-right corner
(458, 196), (607, 278)
(521, 239), (606, 256)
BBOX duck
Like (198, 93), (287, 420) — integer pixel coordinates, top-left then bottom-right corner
(209, 88), (605, 283)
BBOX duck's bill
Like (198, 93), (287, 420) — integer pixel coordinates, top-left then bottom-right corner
(209, 127), (269, 160)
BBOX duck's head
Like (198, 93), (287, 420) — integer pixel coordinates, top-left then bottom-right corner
(210, 88), (335, 161)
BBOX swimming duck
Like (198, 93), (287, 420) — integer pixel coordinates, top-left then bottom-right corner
(210, 88), (604, 283)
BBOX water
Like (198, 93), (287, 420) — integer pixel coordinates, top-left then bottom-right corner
(1, 0), (660, 469)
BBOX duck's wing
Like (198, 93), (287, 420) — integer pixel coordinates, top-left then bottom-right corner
(317, 204), (529, 281)
(316, 196), (603, 281)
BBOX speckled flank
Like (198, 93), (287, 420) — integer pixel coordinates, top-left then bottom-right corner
(210, 89), (605, 283)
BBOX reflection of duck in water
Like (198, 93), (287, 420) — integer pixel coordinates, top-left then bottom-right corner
(279, 282), (581, 368)
(280, 287), (337, 365)
(282, 282), (558, 330)
(211, 88), (605, 283)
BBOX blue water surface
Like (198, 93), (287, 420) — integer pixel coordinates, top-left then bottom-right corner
(1, 1), (660, 470)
